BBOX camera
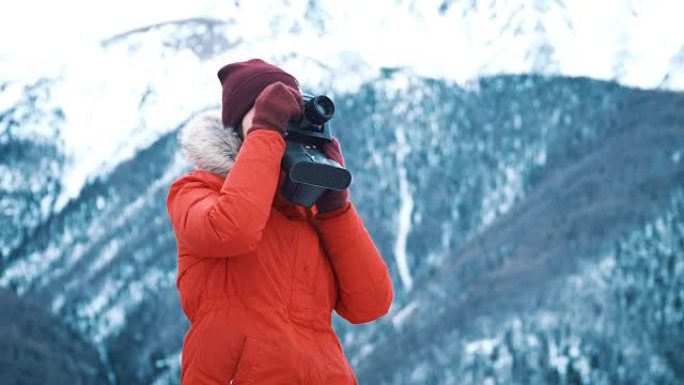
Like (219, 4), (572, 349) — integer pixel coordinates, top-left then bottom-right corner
(279, 92), (352, 208)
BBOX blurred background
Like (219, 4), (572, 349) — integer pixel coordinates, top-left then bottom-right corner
(1, 1), (683, 384)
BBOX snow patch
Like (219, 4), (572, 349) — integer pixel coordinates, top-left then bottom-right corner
(465, 337), (500, 356)
(393, 124), (414, 291)
(391, 300), (420, 328)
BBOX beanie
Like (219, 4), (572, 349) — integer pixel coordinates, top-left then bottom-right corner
(217, 58), (299, 135)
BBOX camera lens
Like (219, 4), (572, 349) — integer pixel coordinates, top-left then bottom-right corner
(304, 95), (335, 125)
(315, 103), (328, 117)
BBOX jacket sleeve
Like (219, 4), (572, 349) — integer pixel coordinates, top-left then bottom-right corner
(312, 202), (394, 324)
(166, 129), (285, 257)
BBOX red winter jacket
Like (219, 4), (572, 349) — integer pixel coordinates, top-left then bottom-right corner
(166, 111), (394, 384)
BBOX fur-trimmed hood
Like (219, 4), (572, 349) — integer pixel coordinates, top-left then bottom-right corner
(178, 110), (313, 218)
(180, 110), (243, 178)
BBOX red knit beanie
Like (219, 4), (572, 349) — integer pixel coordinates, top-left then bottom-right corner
(217, 58), (299, 132)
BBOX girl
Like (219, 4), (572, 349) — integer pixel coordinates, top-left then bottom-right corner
(166, 59), (394, 384)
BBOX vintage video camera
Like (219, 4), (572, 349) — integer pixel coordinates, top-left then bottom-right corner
(280, 92), (352, 207)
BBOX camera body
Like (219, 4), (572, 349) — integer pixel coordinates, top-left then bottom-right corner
(279, 92), (352, 208)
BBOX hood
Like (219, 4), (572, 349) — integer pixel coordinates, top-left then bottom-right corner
(179, 110), (315, 219)
(180, 109), (243, 179)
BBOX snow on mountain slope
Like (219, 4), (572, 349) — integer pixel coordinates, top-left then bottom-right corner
(2, 72), (682, 385)
(1, 0), (683, 212)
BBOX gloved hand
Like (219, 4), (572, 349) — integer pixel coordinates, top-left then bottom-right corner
(247, 82), (302, 136)
(316, 137), (350, 213)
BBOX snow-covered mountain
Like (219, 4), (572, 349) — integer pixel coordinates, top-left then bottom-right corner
(1, 0), (683, 212)
(1, 1), (683, 384)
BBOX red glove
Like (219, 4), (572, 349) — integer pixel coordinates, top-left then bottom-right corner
(316, 137), (350, 214)
(248, 82), (302, 136)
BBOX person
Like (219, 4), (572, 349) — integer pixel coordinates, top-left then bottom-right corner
(166, 58), (394, 385)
